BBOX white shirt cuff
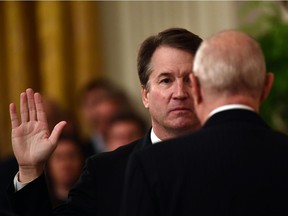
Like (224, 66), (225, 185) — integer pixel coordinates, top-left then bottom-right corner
(13, 172), (33, 192)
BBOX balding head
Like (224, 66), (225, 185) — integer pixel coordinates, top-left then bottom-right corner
(193, 30), (266, 99)
(191, 30), (274, 123)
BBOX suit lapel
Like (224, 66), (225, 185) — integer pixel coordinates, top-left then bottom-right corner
(132, 128), (152, 153)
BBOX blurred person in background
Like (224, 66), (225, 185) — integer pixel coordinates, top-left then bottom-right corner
(79, 79), (133, 157)
(43, 96), (78, 138)
(105, 112), (147, 151)
(46, 134), (84, 208)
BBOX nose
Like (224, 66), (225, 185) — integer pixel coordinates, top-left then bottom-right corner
(173, 80), (188, 100)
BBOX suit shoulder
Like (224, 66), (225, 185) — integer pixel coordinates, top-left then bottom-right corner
(87, 138), (144, 165)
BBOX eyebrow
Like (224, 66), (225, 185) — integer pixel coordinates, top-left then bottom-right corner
(157, 71), (192, 78)
(157, 72), (173, 78)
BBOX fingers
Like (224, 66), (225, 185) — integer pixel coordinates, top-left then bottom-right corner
(34, 92), (47, 124)
(20, 92), (29, 123)
(26, 88), (37, 121)
(9, 103), (19, 129)
(17, 88), (45, 124)
(14, 89), (57, 132)
(49, 121), (67, 144)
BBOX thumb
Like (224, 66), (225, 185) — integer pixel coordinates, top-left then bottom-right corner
(49, 121), (67, 144)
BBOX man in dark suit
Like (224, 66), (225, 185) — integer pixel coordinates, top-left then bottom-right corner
(7, 28), (202, 216)
(121, 30), (288, 216)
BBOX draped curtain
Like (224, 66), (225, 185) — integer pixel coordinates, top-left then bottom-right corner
(0, 1), (103, 159)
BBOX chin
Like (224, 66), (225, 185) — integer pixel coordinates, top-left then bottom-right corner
(170, 120), (195, 131)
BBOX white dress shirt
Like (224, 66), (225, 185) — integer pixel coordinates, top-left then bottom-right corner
(150, 128), (162, 144)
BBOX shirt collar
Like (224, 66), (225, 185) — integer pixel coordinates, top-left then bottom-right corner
(150, 128), (162, 144)
(208, 104), (255, 119)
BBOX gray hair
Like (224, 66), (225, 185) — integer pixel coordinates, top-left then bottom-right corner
(193, 30), (266, 98)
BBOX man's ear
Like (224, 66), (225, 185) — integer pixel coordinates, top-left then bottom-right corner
(141, 85), (149, 109)
(191, 74), (202, 106)
(260, 72), (274, 102)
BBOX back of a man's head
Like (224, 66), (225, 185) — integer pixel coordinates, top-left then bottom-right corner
(193, 30), (266, 99)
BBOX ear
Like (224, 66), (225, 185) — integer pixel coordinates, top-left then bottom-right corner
(141, 85), (149, 109)
(190, 73), (202, 106)
(260, 72), (274, 102)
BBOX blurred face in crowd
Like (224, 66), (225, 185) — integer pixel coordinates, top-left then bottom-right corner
(142, 46), (200, 139)
(82, 88), (109, 131)
(82, 89), (121, 135)
(106, 120), (145, 151)
(48, 139), (84, 188)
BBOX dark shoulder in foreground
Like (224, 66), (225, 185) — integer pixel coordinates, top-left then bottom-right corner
(87, 137), (146, 168)
(133, 119), (288, 165)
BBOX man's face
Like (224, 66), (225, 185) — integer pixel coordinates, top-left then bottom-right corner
(82, 88), (108, 130)
(82, 89), (119, 134)
(107, 120), (144, 151)
(142, 46), (199, 138)
(48, 140), (83, 186)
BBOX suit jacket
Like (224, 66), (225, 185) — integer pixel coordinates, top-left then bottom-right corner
(0, 157), (18, 211)
(82, 136), (105, 159)
(82, 138), (99, 158)
(8, 131), (152, 216)
(122, 109), (288, 216)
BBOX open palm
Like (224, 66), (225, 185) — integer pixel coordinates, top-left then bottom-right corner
(10, 88), (66, 180)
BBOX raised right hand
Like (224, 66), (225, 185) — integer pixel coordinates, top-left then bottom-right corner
(9, 88), (66, 182)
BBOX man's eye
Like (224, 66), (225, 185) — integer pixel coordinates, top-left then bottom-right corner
(184, 76), (191, 83)
(160, 78), (171, 84)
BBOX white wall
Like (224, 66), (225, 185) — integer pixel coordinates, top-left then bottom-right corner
(97, 1), (239, 122)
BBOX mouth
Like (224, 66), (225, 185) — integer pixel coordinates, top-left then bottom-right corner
(170, 107), (192, 112)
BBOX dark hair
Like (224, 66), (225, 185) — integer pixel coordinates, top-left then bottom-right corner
(137, 27), (202, 88)
(79, 78), (133, 112)
(58, 133), (82, 146)
(80, 79), (115, 102)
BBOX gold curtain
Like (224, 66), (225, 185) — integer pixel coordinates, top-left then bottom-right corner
(0, 1), (103, 159)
